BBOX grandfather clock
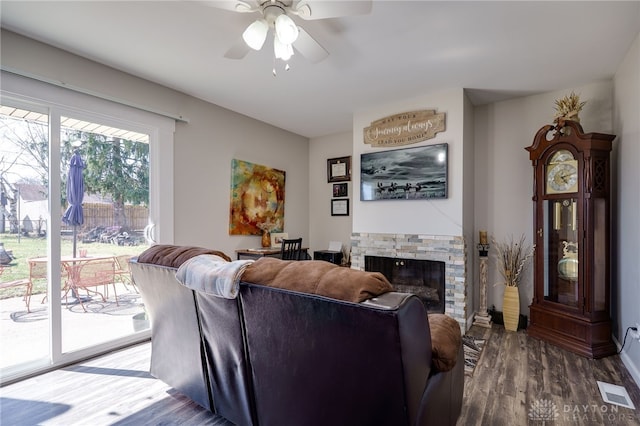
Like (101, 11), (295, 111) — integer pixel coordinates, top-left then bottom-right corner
(525, 120), (616, 358)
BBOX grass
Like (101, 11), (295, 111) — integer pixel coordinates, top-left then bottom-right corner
(0, 233), (149, 299)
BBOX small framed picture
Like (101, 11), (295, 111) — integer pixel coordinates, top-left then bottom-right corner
(331, 199), (349, 216)
(327, 156), (351, 182)
(271, 232), (289, 247)
(332, 183), (348, 197)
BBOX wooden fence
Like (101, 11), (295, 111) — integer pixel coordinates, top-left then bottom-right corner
(2, 203), (148, 236)
(61, 203), (149, 233)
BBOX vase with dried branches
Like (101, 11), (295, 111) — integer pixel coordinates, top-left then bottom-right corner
(493, 234), (535, 331)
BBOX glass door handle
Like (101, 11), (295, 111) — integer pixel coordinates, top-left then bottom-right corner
(144, 223), (156, 244)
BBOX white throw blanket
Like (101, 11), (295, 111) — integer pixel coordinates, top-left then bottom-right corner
(175, 254), (254, 299)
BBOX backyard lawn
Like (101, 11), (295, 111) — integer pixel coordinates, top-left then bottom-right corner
(0, 233), (149, 299)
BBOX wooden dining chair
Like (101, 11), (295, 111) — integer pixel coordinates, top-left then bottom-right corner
(280, 238), (303, 260)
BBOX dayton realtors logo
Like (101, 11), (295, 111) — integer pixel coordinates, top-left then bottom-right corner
(528, 399), (559, 422)
(528, 399), (638, 423)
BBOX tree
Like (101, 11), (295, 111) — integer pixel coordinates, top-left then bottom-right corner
(1, 114), (149, 231)
(80, 134), (149, 228)
(0, 116), (49, 184)
(0, 115), (48, 233)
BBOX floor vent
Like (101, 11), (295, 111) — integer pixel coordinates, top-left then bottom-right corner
(597, 381), (636, 409)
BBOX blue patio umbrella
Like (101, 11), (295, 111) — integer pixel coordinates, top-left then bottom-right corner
(62, 150), (85, 258)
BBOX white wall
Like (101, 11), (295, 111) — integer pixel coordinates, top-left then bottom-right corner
(351, 89), (475, 324)
(308, 131), (353, 256)
(1, 30), (310, 259)
(613, 33), (640, 386)
(352, 88), (466, 236)
(173, 96), (309, 252)
(462, 91), (476, 324)
(474, 81), (614, 315)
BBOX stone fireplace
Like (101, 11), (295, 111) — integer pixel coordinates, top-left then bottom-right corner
(351, 232), (468, 331)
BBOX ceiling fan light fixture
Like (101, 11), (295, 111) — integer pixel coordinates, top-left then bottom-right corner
(274, 13), (299, 45)
(242, 18), (268, 50)
(273, 34), (294, 61)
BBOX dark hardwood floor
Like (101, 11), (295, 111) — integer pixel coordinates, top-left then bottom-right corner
(1, 326), (639, 425)
(460, 326), (640, 426)
(0, 343), (232, 426)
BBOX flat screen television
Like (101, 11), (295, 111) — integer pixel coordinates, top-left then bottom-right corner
(360, 143), (448, 201)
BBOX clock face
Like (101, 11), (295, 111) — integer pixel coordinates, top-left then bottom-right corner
(546, 162), (578, 194)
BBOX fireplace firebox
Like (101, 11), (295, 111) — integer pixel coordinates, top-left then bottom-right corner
(365, 255), (445, 313)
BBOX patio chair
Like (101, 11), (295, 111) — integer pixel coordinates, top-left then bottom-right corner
(0, 264), (33, 312)
(65, 258), (117, 312)
(35, 258), (70, 306)
(113, 254), (136, 293)
(280, 238), (303, 260)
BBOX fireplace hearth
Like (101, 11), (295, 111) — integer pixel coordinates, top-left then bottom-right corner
(365, 255), (445, 313)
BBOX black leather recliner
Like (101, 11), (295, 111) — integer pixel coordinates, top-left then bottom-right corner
(130, 246), (463, 426)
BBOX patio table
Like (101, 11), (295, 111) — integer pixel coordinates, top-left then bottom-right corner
(29, 254), (117, 309)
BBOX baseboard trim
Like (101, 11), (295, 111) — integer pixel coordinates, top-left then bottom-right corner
(613, 334), (640, 389)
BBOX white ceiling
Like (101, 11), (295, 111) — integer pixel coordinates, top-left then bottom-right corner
(1, 1), (639, 138)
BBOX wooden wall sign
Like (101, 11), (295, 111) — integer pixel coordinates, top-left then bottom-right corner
(363, 110), (446, 147)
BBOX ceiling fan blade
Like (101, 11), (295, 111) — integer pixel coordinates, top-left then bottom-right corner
(293, 27), (328, 63)
(224, 38), (251, 59)
(201, 0), (259, 13)
(292, 0), (372, 20)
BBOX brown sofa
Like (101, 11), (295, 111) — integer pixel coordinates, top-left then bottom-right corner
(130, 245), (464, 426)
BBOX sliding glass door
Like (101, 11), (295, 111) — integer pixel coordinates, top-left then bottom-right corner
(0, 102), (51, 371)
(0, 72), (174, 383)
(59, 114), (151, 354)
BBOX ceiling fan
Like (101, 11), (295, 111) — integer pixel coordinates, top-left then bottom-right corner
(206, 0), (372, 64)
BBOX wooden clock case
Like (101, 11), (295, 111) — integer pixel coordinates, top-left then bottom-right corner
(525, 120), (616, 359)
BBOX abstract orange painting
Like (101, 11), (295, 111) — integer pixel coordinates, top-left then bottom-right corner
(229, 159), (286, 235)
